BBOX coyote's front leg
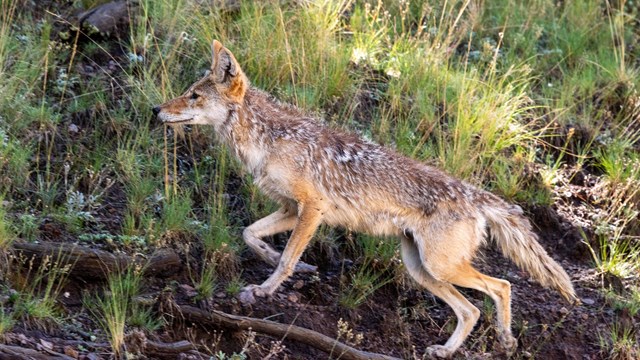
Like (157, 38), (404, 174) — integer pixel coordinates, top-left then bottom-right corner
(242, 207), (318, 273)
(239, 200), (324, 304)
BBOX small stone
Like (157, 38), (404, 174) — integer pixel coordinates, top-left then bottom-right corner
(293, 280), (304, 290)
(582, 298), (595, 305)
(64, 345), (79, 358)
(39, 339), (53, 350)
(179, 284), (198, 297)
(215, 291), (226, 299)
(581, 313), (589, 320)
(507, 271), (520, 280)
(559, 307), (569, 315)
(68, 123), (80, 133)
(287, 293), (299, 303)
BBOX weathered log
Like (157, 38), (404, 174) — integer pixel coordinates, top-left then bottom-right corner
(175, 304), (401, 360)
(11, 241), (181, 280)
(0, 343), (74, 359)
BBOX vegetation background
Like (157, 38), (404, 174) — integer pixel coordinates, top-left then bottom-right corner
(0, 0), (638, 358)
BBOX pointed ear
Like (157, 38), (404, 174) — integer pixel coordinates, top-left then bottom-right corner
(211, 40), (247, 100)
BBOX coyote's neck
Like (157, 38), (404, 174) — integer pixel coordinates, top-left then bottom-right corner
(216, 89), (271, 177)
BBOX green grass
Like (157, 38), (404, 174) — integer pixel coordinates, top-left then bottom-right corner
(10, 253), (71, 330)
(193, 255), (218, 301)
(128, 303), (164, 332)
(339, 257), (395, 309)
(0, 195), (15, 251)
(89, 268), (142, 357)
(0, 306), (14, 337)
(599, 319), (640, 360)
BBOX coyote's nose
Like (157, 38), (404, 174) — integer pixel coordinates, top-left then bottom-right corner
(152, 106), (161, 116)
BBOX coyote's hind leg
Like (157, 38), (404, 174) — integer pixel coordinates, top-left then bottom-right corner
(447, 263), (517, 353)
(400, 235), (480, 358)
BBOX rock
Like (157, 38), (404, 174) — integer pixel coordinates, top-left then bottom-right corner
(68, 123), (80, 134)
(179, 284), (198, 298)
(559, 307), (569, 315)
(293, 279), (304, 290)
(287, 293), (299, 303)
(582, 298), (595, 305)
(79, 1), (137, 37)
(38, 339), (53, 351)
(64, 345), (79, 358)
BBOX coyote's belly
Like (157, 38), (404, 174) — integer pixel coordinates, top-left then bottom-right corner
(321, 195), (410, 237)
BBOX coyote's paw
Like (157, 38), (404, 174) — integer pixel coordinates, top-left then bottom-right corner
(499, 333), (517, 355)
(238, 284), (267, 304)
(426, 345), (453, 359)
(294, 261), (317, 273)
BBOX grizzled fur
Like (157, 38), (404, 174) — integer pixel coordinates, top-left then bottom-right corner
(154, 40), (577, 358)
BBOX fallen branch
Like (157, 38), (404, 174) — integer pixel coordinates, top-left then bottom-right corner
(124, 329), (209, 359)
(12, 241), (181, 280)
(0, 343), (74, 359)
(175, 304), (401, 360)
(146, 339), (196, 353)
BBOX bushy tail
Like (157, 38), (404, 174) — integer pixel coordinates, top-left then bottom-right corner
(483, 201), (578, 303)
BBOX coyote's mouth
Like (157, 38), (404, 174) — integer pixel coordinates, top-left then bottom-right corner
(163, 118), (193, 124)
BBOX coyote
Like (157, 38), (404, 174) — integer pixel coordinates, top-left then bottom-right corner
(154, 40), (578, 358)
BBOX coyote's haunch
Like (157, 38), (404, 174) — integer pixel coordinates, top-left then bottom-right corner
(154, 40), (578, 358)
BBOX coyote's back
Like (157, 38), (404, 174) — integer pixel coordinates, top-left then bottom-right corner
(154, 40), (577, 358)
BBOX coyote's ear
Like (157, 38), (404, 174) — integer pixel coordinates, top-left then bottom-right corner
(211, 40), (247, 100)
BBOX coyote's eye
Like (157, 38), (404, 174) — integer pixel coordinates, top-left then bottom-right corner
(190, 92), (200, 100)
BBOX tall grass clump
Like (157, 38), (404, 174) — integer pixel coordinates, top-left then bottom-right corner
(0, 306), (13, 337)
(0, 196), (14, 251)
(0, 195), (14, 277)
(348, 0), (542, 186)
(233, 0), (355, 109)
(90, 268), (142, 358)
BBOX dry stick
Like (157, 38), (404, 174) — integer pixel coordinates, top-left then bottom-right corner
(11, 241), (181, 280)
(144, 340), (202, 356)
(176, 304), (401, 360)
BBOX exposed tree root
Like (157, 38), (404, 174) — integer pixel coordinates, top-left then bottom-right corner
(11, 241), (182, 279)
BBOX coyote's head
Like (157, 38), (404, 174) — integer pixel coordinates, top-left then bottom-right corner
(153, 40), (248, 127)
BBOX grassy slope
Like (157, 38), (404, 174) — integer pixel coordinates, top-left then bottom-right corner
(0, 0), (639, 358)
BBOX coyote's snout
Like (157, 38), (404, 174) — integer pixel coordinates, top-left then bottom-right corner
(154, 40), (578, 358)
